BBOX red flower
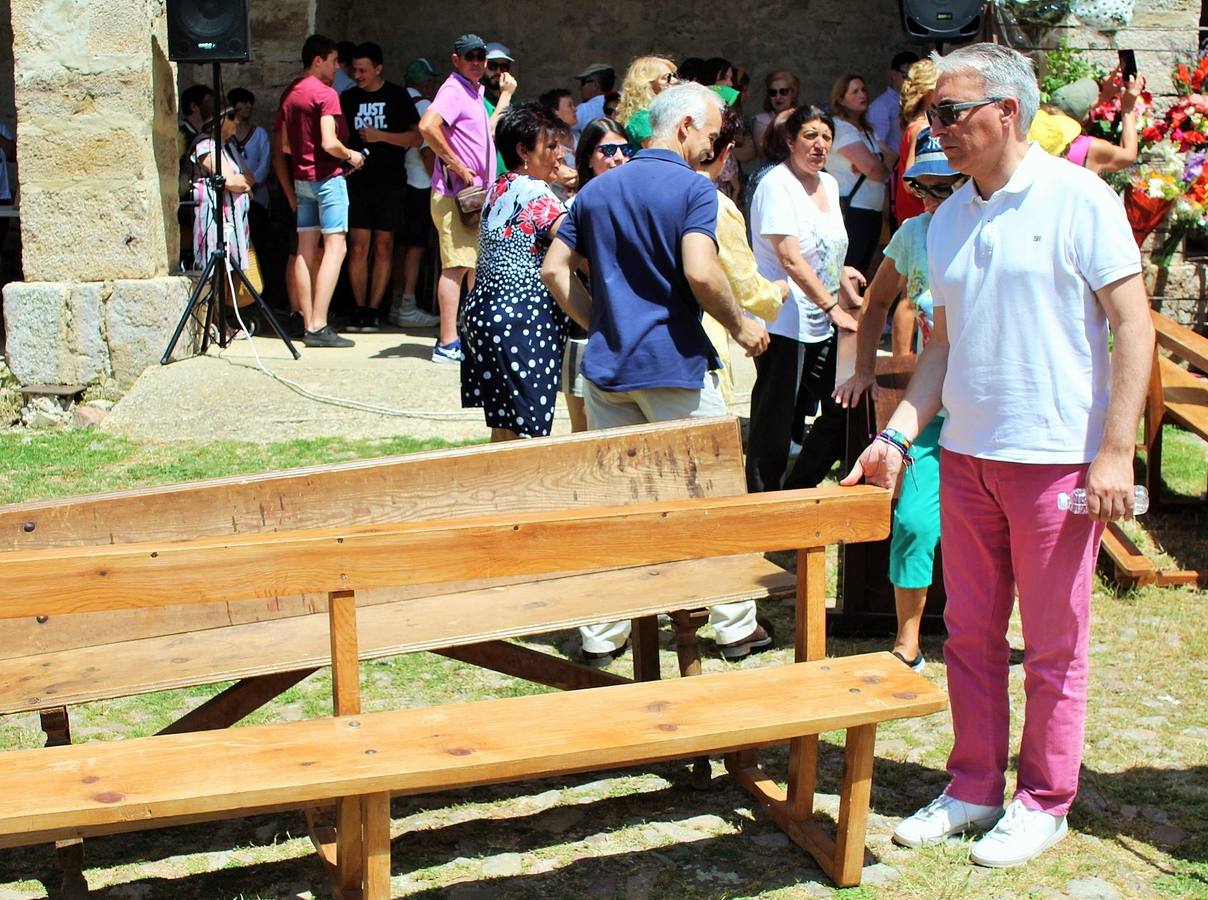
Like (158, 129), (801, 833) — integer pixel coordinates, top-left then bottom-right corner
(1142, 124), (1166, 143)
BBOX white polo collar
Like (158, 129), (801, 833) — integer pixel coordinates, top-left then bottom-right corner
(965, 142), (1045, 205)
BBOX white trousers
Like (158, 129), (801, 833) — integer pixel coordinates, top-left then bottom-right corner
(578, 372), (756, 653)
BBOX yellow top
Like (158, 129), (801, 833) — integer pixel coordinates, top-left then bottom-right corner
(704, 190), (784, 402)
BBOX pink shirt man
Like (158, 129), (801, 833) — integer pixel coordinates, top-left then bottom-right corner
(429, 71), (495, 197)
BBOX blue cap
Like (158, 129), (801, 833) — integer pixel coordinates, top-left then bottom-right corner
(904, 127), (959, 179)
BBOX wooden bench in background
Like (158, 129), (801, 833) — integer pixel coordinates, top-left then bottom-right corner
(1099, 310), (1207, 589)
(0, 441), (946, 896)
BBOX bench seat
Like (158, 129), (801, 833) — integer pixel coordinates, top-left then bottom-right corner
(0, 653), (945, 852)
(0, 553), (795, 715)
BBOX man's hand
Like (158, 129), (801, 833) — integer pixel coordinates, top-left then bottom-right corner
(840, 439), (904, 495)
(1084, 448), (1135, 521)
(843, 266), (867, 291)
(358, 126), (385, 143)
(499, 71), (518, 96)
(731, 317), (769, 357)
(834, 369), (877, 409)
(346, 149), (365, 170)
(448, 160), (475, 186)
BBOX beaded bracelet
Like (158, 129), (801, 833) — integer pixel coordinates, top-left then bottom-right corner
(875, 429), (914, 467)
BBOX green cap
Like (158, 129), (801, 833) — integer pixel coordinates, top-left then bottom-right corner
(404, 58), (438, 85)
(710, 84), (740, 107)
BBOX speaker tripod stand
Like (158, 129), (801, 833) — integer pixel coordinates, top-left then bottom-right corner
(161, 61), (300, 365)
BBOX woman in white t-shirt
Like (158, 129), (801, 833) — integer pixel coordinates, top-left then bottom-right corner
(825, 74), (895, 277)
(746, 105), (861, 493)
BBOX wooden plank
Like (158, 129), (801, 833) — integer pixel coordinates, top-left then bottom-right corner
(0, 654), (945, 848)
(0, 487), (889, 619)
(159, 671), (316, 735)
(1153, 309), (1208, 375)
(435, 641), (629, 691)
(1158, 356), (1208, 438)
(1099, 523), (1158, 588)
(1143, 345), (1166, 453)
(0, 554), (793, 714)
(0, 418), (748, 658)
(797, 547), (827, 663)
(361, 792), (392, 900)
(0, 417), (747, 553)
(832, 724), (876, 887)
(329, 591), (360, 717)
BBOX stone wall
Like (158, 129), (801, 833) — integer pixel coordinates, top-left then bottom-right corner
(336, 0), (912, 115)
(2, 0), (191, 387)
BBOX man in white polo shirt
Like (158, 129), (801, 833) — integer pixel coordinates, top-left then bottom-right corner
(843, 43), (1154, 869)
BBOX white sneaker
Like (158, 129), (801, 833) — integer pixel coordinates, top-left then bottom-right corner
(893, 793), (1004, 848)
(970, 798), (1067, 868)
(393, 296), (440, 328)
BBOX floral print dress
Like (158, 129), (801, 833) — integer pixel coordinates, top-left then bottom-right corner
(459, 173), (568, 437)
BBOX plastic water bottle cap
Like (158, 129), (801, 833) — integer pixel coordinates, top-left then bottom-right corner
(1056, 492), (1071, 511)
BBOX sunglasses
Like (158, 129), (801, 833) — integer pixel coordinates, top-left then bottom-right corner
(655, 72), (680, 85)
(926, 97), (1004, 127)
(905, 177), (967, 199)
(460, 50), (487, 62)
(487, 60), (510, 71)
(597, 143), (636, 159)
(768, 87), (793, 97)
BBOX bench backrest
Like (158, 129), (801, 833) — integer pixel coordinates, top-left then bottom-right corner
(0, 418), (747, 657)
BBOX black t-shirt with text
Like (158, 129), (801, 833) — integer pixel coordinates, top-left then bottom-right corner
(340, 81), (420, 185)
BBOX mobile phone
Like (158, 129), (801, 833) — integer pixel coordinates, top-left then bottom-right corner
(1119, 49), (1138, 83)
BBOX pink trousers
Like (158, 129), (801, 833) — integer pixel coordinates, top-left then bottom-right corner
(939, 450), (1104, 816)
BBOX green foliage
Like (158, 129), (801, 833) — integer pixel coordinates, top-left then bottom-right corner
(0, 431), (479, 505)
(1040, 37), (1105, 103)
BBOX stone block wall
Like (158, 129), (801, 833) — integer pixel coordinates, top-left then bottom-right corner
(335, 0), (913, 118)
(2, 0), (192, 388)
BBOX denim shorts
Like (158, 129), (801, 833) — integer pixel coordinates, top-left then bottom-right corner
(294, 175), (348, 234)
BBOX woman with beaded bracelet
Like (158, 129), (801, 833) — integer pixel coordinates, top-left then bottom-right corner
(834, 127), (965, 671)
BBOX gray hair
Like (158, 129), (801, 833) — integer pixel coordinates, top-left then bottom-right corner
(931, 43), (1039, 135)
(649, 82), (724, 141)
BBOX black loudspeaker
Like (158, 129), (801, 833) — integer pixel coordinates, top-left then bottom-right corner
(900, 0), (983, 42)
(167, 0), (251, 63)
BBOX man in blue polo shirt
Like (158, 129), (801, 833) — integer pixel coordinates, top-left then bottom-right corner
(542, 82), (770, 665)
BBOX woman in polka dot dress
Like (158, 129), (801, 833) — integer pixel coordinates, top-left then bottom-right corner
(459, 102), (570, 440)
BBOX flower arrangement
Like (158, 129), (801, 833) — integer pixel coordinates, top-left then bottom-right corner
(1120, 53), (1208, 262)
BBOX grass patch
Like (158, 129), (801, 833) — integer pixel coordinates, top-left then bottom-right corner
(0, 431), (480, 505)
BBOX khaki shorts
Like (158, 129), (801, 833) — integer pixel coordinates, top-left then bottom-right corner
(430, 191), (478, 270)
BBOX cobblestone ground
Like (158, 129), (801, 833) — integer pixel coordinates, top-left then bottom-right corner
(0, 578), (1203, 900)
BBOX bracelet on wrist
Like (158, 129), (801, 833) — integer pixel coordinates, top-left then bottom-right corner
(880, 427), (913, 452)
(821, 301), (837, 313)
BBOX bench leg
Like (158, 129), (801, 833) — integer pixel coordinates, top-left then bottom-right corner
(40, 708), (89, 900)
(671, 609), (713, 788)
(833, 723), (876, 887)
(361, 792), (392, 900)
(630, 615), (661, 682)
(727, 724), (877, 888)
(336, 796), (365, 895)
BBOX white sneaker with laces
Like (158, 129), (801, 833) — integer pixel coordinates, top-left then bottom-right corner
(892, 793), (1004, 848)
(970, 798), (1067, 868)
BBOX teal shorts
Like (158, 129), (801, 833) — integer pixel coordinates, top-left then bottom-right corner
(888, 415), (943, 589)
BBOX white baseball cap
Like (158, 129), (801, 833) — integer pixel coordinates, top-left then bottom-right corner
(485, 42), (513, 62)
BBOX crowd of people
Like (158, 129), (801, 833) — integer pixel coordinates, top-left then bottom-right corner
(178, 34), (1155, 873)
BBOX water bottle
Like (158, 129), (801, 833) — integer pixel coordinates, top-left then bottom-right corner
(1056, 486), (1149, 516)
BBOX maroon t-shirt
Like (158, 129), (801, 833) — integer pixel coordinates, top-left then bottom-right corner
(274, 75), (347, 182)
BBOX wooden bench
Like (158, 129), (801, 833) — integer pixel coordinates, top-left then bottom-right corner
(1099, 311), (1207, 588)
(0, 418), (946, 894)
